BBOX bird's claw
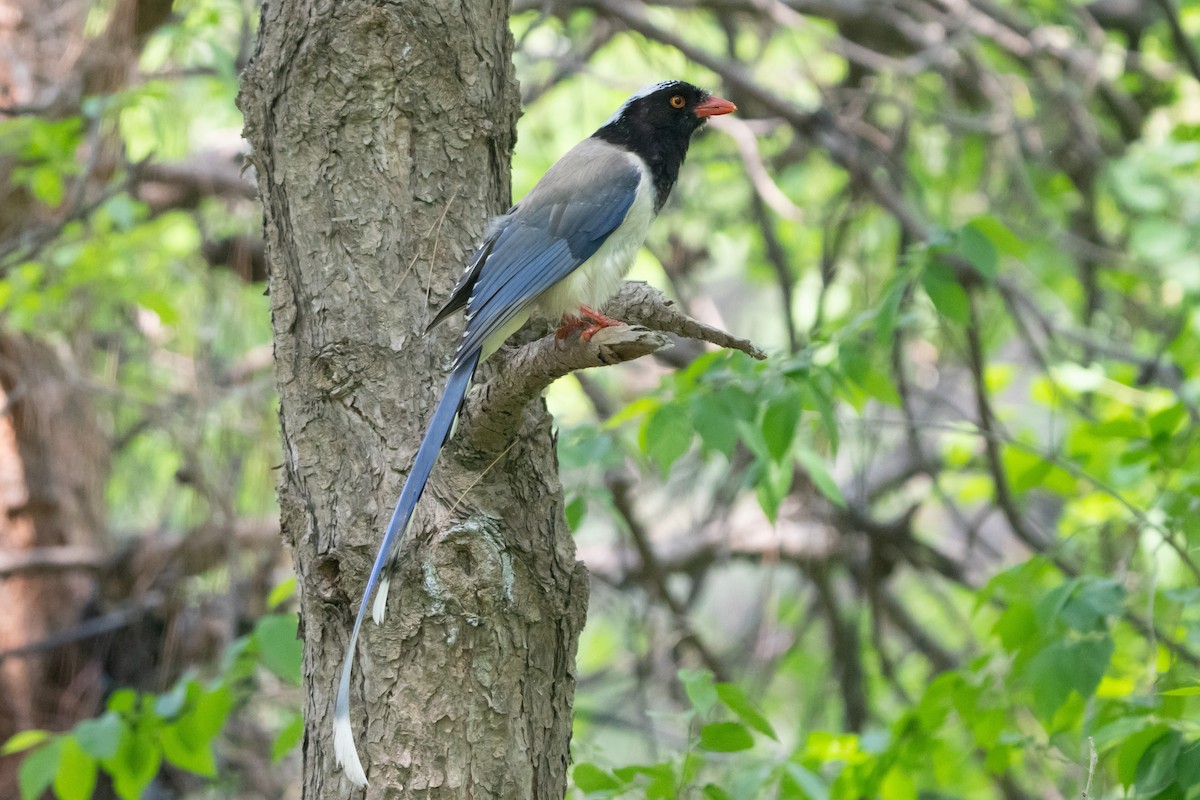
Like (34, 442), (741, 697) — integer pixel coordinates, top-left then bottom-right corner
(556, 306), (625, 343)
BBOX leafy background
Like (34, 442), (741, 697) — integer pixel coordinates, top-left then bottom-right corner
(2, 0), (1199, 797)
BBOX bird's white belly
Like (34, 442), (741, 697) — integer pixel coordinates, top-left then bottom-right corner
(536, 162), (655, 319)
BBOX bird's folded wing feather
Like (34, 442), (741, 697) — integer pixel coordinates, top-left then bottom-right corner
(451, 141), (641, 365)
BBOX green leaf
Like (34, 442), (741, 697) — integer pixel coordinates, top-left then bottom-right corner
(2, 729), (50, 756)
(873, 270), (911, 346)
(1150, 403), (1187, 439)
(155, 678), (190, 719)
(679, 668), (718, 715)
(762, 392), (801, 461)
(254, 613), (303, 685)
(693, 394), (738, 456)
(796, 447), (844, 507)
(840, 349), (901, 407)
(272, 711), (305, 763)
(956, 223), (998, 280)
(612, 763), (677, 798)
(1026, 637), (1113, 720)
(1135, 729), (1182, 796)
(105, 727), (161, 800)
(967, 215), (1027, 258)
(703, 784), (735, 800)
(605, 396), (659, 429)
(880, 767), (917, 800)
(921, 259), (970, 326)
(74, 712), (124, 760)
(53, 737), (98, 800)
(800, 382), (840, 453)
(993, 601), (1038, 654)
(107, 688), (137, 714)
(574, 762), (623, 792)
(190, 685), (234, 742)
(1117, 724), (1172, 788)
(698, 721), (755, 752)
(782, 762), (829, 800)
(564, 495), (587, 530)
(1003, 446), (1075, 496)
(1059, 578), (1125, 633)
(160, 722), (217, 776)
(266, 577), (297, 610)
(640, 403), (693, 474)
(736, 418), (771, 462)
(1175, 740), (1200, 789)
(715, 683), (777, 740)
(755, 458), (793, 522)
(18, 739), (61, 800)
(29, 165), (65, 206)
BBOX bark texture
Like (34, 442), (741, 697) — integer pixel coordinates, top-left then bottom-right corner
(239, 2), (589, 797)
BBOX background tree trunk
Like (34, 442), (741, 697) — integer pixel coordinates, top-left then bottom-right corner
(0, 0), (167, 794)
(0, 335), (110, 796)
(239, 2), (589, 797)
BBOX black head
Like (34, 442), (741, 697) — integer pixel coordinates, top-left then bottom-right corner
(595, 81), (736, 142)
(593, 81), (736, 210)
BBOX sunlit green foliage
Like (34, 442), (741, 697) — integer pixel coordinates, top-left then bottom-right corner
(0, 0), (270, 531)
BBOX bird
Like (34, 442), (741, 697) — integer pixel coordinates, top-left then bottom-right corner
(333, 79), (736, 786)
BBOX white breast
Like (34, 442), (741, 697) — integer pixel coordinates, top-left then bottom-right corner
(536, 152), (656, 318)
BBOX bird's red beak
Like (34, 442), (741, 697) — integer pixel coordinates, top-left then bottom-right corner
(694, 95), (737, 117)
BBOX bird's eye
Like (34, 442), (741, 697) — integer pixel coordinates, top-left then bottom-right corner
(669, 95), (686, 109)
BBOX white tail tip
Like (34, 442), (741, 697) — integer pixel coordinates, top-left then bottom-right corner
(333, 707), (368, 787)
(371, 574), (390, 626)
(335, 624), (369, 787)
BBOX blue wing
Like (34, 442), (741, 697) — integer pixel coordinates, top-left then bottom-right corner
(447, 140), (642, 366)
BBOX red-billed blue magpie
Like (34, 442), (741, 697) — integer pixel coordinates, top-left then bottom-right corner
(334, 80), (735, 785)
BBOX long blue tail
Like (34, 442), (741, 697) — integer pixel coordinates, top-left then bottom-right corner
(332, 350), (482, 786)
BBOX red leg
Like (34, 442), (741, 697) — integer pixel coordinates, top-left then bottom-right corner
(577, 305), (625, 341)
(555, 313), (586, 342)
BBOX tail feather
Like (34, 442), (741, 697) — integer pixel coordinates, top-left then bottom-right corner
(334, 632), (369, 786)
(371, 570), (392, 626)
(333, 351), (481, 785)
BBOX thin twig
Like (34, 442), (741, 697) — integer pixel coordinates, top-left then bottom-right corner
(964, 293), (1053, 553)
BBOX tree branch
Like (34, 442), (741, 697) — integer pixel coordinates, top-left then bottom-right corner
(964, 294), (1053, 554)
(0, 546), (107, 577)
(460, 280), (764, 457)
(1147, 0), (1200, 84)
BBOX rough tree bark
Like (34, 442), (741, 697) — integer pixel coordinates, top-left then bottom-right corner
(239, 1), (591, 797)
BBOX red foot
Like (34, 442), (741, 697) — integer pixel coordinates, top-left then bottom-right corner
(555, 306), (626, 342)
(577, 305), (625, 341)
(555, 314), (587, 342)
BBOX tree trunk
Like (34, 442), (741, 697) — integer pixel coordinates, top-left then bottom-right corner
(0, 335), (110, 796)
(238, 3), (589, 798)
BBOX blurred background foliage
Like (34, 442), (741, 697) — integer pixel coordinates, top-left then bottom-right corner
(1, 0), (1199, 797)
